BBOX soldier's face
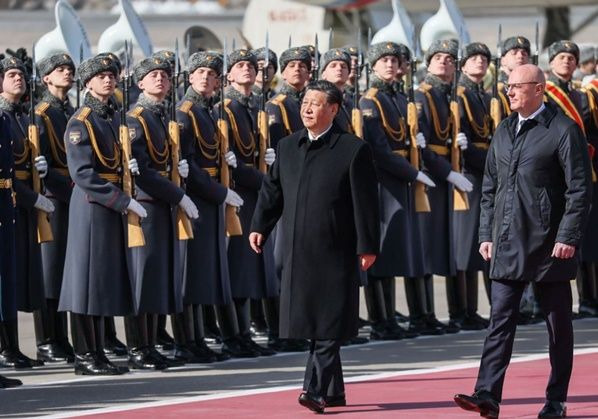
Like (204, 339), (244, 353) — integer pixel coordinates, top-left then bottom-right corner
(282, 60), (310, 89)
(373, 55), (399, 83)
(428, 53), (455, 80)
(463, 54), (489, 79)
(43, 65), (74, 89)
(550, 52), (577, 80)
(502, 48), (529, 72)
(321, 61), (349, 86)
(300, 89), (338, 132)
(190, 67), (218, 95)
(86, 71), (117, 100)
(256, 60), (275, 84)
(2, 69), (26, 96)
(138, 69), (171, 97)
(227, 61), (256, 86)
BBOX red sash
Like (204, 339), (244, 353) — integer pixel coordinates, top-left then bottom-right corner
(545, 81), (586, 135)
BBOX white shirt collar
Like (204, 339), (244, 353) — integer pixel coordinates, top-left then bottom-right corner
(307, 124), (333, 142)
(517, 103), (545, 125)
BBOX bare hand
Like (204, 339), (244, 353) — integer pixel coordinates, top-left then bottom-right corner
(359, 254), (377, 271)
(551, 242), (576, 259)
(479, 241), (493, 261)
(249, 232), (264, 254)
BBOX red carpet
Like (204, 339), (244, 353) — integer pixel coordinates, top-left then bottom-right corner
(84, 351), (598, 418)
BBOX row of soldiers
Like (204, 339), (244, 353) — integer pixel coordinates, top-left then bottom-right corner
(0, 32), (596, 380)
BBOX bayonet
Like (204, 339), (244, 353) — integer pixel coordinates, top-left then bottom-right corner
(288, 35), (292, 49)
(232, 37), (236, 51)
(534, 21), (539, 65)
(313, 33), (320, 81)
(366, 27), (372, 88)
(328, 27), (333, 49)
(262, 31), (270, 111)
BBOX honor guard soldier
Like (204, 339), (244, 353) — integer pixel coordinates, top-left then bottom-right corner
(174, 51), (237, 362)
(416, 40), (473, 334)
(452, 42), (493, 330)
(573, 45), (596, 85)
(393, 44), (411, 95)
(320, 48), (354, 133)
(0, 67), (23, 388)
(214, 49), (277, 357)
(0, 57), (48, 369)
(253, 47), (277, 102)
(266, 47), (311, 149)
(545, 40), (598, 318)
(497, 36), (531, 117)
(33, 53), (77, 363)
(359, 42), (430, 339)
(59, 55), (146, 375)
(124, 57), (198, 370)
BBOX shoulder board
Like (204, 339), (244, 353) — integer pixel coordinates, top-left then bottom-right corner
(457, 86), (466, 96)
(572, 80), (582, 90)
(224, 98), (232, 107)
(128, 106), (144, 118)
(75, 106), (92, 122)
(270, 94), (287, 105)
(364, 88), (378, 99)
(418, 83), (432, 92)
(35, 101), (50, 116)
(179, 100), (193, 113)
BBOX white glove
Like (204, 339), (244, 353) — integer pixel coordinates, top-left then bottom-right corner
(178, 159), (189, 179)
(225, 189), (244, 207)
(415, 132), (426, 149)
(34, 194), (55, 213)
(128, 158), (140, 176)
(416, 171), (436, 188)
(34, 155), (48, 179)
(127, 198), (147, 218)
(456, 132), (468, 150)
(265, 148), (276, 166)
(225, 151), (237, 168)
(447, 170), (473, 192)
(179, 194), (199, 219)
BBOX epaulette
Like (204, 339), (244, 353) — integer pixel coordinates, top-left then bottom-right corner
(113, 88), (124, 106)
(35, 101), (50, 116)
(179, 100), (193, 113)
(224, 98), (232, 107)
(364, 88), (378, 99)
(418, 82), (432, 92)
(128, 106), (144, 118)
(572, 80), (582, 90)
(75, 106), (92, 122)
(457, 86), (466, 96)
(270, 94), (287, 105)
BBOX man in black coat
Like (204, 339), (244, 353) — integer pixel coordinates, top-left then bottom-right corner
(454, 64), (592, 419)
(250, 80), (379, 413)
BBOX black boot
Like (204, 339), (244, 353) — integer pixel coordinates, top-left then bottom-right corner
(202, 305), (222, 344)
(0, 374), (22, 388)
(249, 299), (269, 337)
(446, 274), (466, 331)
(405, 277), (444, 335)
(221, 336), (259, 358)
(34, 299), (73, 363)
(104, 317), (127, 356)
(462, 271), (489, 330)
(382, 277), (418, 339)
(0, 319), (43, 368)
(155, 314), (175, 351)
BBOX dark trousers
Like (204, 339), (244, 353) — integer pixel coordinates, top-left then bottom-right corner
(303, 339), (344, 398)
(475, 280), (573, 402)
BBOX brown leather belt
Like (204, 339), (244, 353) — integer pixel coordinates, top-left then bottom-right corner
(428, 144), (450, 156)
(158, 170), (169, 178)
(98, 173), (121, 183)
(0, 178), (12, 189)
(392, 149), (409, 157)
(15, 170), (31, 180)
(472, 142), (490, 150)
(202, 167), (218, 177)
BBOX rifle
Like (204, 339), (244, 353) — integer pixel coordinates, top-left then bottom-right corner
(407, 34), (430, 213)
(28, 45), (54, 243)
(120, 40), (145, 247)
(76, 41), (83, 109)
(312, 34), (320, 81)
(257, 33), (270, 174)
(365, 27), (372, 89)
(218, 39), (243, 236)
(450, 39), (469, 211)
(351, 31), (363, 139)
(170, 39), (194, 240)
(183, 33), (191, 92)
(533, 21), (539, 65)
(489, 24), (502, 130)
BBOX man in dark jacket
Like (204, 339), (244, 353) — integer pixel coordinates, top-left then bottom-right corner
(454, 64), (592, 419)
(250, 80), (379, 413)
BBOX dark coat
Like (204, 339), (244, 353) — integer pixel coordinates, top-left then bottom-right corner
(334, 92), (355, 134)
(266, 85), (303, 149)
(479, 103), (592, 282)
(0, 111), (17, 321)
(35, 94), (74, 299)
(128, 100), (185, 315)
(59, 96), (134, 316)
(250, 125), (379, 340)
(580, 83), (598, 262)
(360, 83), (426, 278)
(1, 102), (45, 312)
(177, 92), (232, 305)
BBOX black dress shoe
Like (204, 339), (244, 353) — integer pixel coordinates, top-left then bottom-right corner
(325, 394), (346, 407)
(577, 303), (598, 318)
(37, 343), (72, 363)
(96, 352), (129, 374)
(249, 319), (269, 337)
(0, 374), (22, 389)
(454, 391), (500, 419)
(194, 339), (231, 362)
(147, 347), (184, 368)
(0, 350), (34, 369)
(408, 320), (445, 336)
(395, 311), (409, 323)
(104, 336), (128, 357)
(74, 353), (120, 376)
(128, 348), (168, 370)
(268, 337), (307, 352)
(461, 314), (490, 330)
(387, 321), (419, 339)
(369, 322), (403, 341)
(298, 392), (325, 413)
(221, 337), (259, 358)
(342, 336), (369, 346)
(174, 345), (215, 364)
(538, 400), (566, 418)
(156, 329), (175, 351)
(240, 335), (276, 356)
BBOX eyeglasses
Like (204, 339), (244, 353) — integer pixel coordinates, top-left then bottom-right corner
(505, 82), (541, 91)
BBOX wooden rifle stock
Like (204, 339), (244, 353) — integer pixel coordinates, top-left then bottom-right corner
(450, 100), (469, 211)
(218, 118), (243, 237)
(352, 108), (363, 139)
(28, 124), (54, 243)
(120, 125), (145, 247)
(257, 110), (269, 174)
(489, 97), (501, 131)
(169, 120), (194, 240)
(407, 102), (430, 213)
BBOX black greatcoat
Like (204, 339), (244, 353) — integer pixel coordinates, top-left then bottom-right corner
(177, 89), (232, 305)
(266, 84), (304, 149)
(580, 83), (598, 262)
(215, 89), (278, 299)
(0, 98), (45, 312)
(35, 93), (74, 299)
(0, 111), (17, 321)
(479, 103), (592, 282)
(250, 125), (380, 340)
(59, 95), (134, 316)
(128, 98), (184, 315)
